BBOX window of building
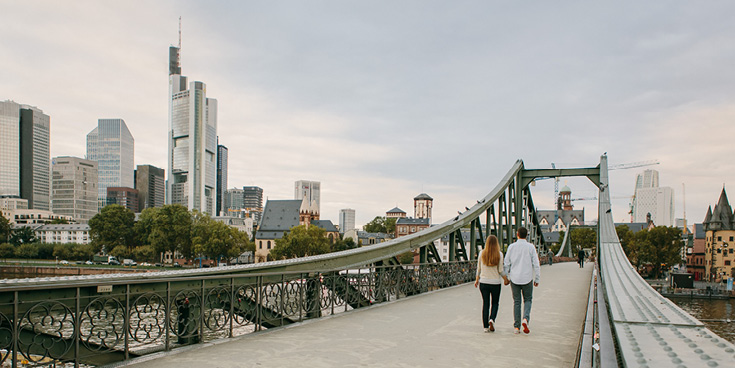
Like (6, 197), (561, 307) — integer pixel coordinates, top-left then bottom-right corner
(717, 248), (722, 254)
(730, 248), (734, 254)
(726, 261), (731, 266)
(267, 241), (271, 249)
(731, 236), (734, 241)
(259, 241), (262, 249)
(718, 236), (722, 241)
(411, 227), (416, 232)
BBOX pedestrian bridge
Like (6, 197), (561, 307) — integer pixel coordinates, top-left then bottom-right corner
(128, 262), (593, 368)
(1, 155), (733, 367)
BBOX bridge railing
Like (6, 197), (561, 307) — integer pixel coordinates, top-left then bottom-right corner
(0, 260), (474, 367)
(591, 155), (735, 367)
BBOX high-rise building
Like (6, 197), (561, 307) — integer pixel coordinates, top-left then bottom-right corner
(0, 100), (50, 210)
(86, 119), (134, 210)
(339, 208), (355, 234)
(106, 187), (139, 212)
(635, 169), (659, 189)
(166, 41), (218, 215)
(227, 188), (244, 213)
(135, 165), (165, 211)
(216, 143), (228, 215)
(52, 156), (98, 223)
(632, 169), (674, 226)
(243, 186), (263, 223)
(294, 180), (320, 212)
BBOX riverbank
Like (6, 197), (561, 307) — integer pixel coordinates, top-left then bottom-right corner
(0, 264), (153, 278)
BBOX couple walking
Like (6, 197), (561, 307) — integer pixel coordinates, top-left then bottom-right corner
(474, 227), (541, 334)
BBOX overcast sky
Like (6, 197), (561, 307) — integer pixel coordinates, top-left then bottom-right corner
(2, 1), (735, 228)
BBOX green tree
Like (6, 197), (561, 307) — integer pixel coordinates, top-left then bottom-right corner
(89, 204), (135, 253)
(192, 214), (251, 262)
(0, 243), (14, 260)
(71, 243), (95, 261)
(37, 243), (55, 259)
(332, 237), (357, 252)
(109, 245), (131, 260)
(10, 226), (36, 246)
(271, 225), (330, 260)
(570, 228), (596, 254)
(16, 243), (39, 259)
(363, 216), (396, 234)
(149, 204), (192, 259)
(133, 245), (157, 263)
(53, 244), (73, 260)
(0, 213), (10, 243)
(134, 207), (159, 246)
(616, 225), (638, 265)
(398, 251), (415, 264)
(49, 218), (69, 224)
(637, 226), (684, 279)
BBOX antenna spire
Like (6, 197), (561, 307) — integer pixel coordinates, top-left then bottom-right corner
(178, 16), (182, 48)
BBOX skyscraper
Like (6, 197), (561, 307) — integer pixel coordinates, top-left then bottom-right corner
(632, 169), (674, 226)
(217, 143), (228, 215)
(227, 188), (244, 213)
(294, 180), (320, 213)
(167, 41), (218, 215)
(635, 169), (660, 189)
(52, 156), (98, 223)
(339, 208), (355, 234)
(86, 119), (134, 210)
(135, 164), (165, 211)
(243, 186), (263, 224)
(0, 100), (51, 210)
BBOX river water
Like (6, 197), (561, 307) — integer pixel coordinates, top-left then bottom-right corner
(669, 297), (735, 344)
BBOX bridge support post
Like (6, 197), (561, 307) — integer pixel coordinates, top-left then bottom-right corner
(306, 274), (321, 319)
(175, 298), (199, 345)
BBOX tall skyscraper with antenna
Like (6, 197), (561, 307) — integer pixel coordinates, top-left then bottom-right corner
(166, 22), (218, 215)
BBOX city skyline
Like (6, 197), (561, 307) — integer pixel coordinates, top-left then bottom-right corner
(2, 1), (735, 227)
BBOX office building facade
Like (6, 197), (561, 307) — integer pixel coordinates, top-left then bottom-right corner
(106, 187), (139, 212)
(86, 119), (134, 210)
(632, 169), (674, 226)
(51, 156), (98, 223)
(0, 100), (51, 210)
(135, 164), (165, 211)
(339, 208), (356, 234)
(294, 180), (320, 213)
(167, 43), (218, 215)
(217, 143), (228, 215)
(243, 186), (263, 223)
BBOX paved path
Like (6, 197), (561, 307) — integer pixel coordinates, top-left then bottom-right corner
(125, 262), (593, 368)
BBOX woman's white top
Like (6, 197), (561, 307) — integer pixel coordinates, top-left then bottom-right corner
(476, 251), (505, 284)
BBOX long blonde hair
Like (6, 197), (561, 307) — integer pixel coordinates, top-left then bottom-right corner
(481, 235), (501, 267)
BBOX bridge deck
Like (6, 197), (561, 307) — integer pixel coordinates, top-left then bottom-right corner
(123, 262), (592, 368)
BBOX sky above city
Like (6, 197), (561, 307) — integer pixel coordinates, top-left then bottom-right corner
(2, 1), (735, 228)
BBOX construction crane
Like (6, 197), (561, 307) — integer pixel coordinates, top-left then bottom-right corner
(609, 159), (660, 170)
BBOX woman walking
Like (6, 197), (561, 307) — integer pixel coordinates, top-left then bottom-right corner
(474, 235), (509, 332)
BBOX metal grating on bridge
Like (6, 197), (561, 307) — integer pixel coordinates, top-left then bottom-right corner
(597, 155), (735, 367)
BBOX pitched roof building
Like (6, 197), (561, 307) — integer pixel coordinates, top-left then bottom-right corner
(253, 197), (320, 263)
(702, 187), (735, 282)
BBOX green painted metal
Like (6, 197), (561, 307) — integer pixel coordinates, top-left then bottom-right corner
(519, 167), (601, 190)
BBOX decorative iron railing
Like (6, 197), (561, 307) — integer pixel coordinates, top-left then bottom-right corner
(0, 261), (475, 367)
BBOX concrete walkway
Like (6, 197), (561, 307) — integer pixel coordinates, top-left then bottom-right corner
(125, 262), (593, 368)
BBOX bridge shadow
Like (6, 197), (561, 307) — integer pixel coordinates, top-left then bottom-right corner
(125, 262), (592, 368)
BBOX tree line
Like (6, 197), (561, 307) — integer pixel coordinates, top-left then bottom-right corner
(0, 204), (254, 263)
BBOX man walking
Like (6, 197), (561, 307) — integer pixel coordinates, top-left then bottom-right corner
(578, 248), (585, 268)
(503, 227), (541, 334)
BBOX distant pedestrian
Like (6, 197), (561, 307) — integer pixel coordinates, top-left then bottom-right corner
(547, 247), (553, 266)
(503, 227), (541, 335)
(578, 249), (585, 268)
(474, 235), (508, 333)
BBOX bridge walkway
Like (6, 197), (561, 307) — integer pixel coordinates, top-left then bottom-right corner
(124, 262), (593, 368)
